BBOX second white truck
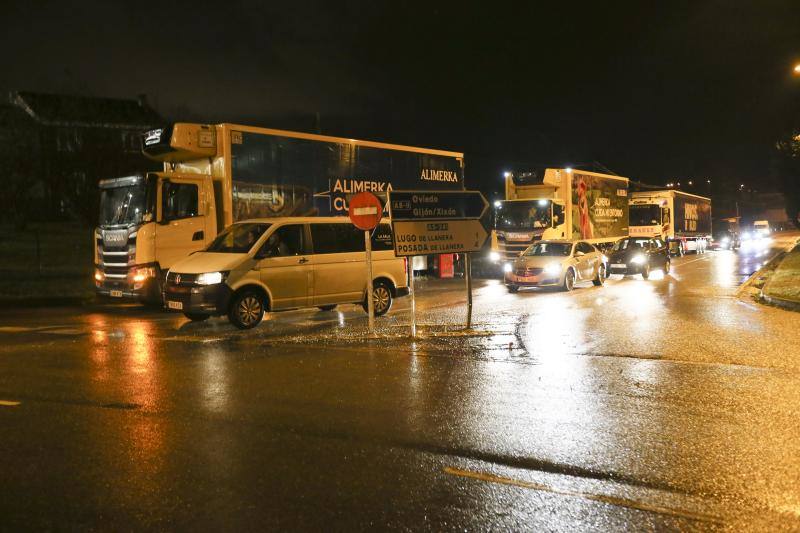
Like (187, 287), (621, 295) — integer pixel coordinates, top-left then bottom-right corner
(629, 190), (712, 255)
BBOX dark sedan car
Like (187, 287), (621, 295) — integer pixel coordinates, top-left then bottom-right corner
(607, 237), (670, 279)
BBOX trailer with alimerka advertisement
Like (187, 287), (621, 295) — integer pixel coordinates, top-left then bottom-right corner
(94, 122), (464, 303)
(489, 168), (629, 267)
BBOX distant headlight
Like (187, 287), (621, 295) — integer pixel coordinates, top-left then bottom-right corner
(544, 262), (561, 275)
(196, 271), (226, 285)
(630, 254), (646, 265)
(503, 263), (513, 273)
(721, 236), (730, 244)
(489, 251), (501, 262)
(742, 232), (751, 241)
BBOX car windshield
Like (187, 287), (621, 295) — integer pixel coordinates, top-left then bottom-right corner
(496, 200), (552, 230)
(206, 223), (271, 253)
(629, 204), (661, 226)
(524, 242), (571, 257)
(613, 238), (650, 251)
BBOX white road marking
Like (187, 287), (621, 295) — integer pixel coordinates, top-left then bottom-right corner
(671, 256), (709, 268)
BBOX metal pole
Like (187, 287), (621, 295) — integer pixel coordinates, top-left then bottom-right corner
(409, 257), (416, 338)
(466, 253), (473, 329)
(364, 230), (375, 336)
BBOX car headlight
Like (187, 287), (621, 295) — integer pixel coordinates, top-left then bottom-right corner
(544, 262), (561, 275)
(489, 251), (501, 262)
(196, 271), (226, 285)
(630, 254), (646, 265)
(503, 263), (513, 273)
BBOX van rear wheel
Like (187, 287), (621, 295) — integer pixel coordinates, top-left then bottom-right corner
(228, 289), (265, 329)
(363, 281), (392, 317)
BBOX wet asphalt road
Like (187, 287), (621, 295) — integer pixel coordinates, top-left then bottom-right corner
(1, 235), (799, 531)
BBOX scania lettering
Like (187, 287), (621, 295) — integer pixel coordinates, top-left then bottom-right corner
(94, 123), (464, 303)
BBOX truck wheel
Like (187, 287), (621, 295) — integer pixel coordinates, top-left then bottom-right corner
(641, 262), (651, 280)
(228, 289), (265, 329)
(317, 305), (337, 311)
(563, 268), (575, 291)
(592, 264), (605, 286)
(507, 285), (519, 293)
(363, 281), (392, 317)
(184, 313), (210, 322)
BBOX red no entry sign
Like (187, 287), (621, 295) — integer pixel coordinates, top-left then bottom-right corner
(348, 192), (384, 230)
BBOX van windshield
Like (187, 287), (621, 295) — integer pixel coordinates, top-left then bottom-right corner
(207, 223), (271, 253)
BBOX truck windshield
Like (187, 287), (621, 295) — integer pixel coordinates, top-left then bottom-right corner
(629, 204), (661, 226)
(98, 177), (152, 227)
(496, 200), (552, 230)
(524, 242), (571, 257)
(207, 223), (271, 253)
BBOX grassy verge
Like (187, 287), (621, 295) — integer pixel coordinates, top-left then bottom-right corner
(763, 245), (800, 303)
(0, 223), (95, 303)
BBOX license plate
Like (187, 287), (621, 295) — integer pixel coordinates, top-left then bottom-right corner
(110, 290), (123, 298)
(167, 300), (183, 310)
(611, 263), (626, 268)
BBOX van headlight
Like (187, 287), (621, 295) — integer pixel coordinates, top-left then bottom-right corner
(630, 254), (646, 265)
(544, 262), (561, 275)
(196, 271), (227, 285)
(489, 251), (501, 262)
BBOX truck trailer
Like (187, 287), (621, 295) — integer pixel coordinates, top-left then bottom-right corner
(490, 168), (630, 265)
(629, 190), (712, 255)
(94, 123), (464, 302)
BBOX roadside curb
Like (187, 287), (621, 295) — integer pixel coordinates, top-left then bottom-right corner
(759, 292), (800, 312)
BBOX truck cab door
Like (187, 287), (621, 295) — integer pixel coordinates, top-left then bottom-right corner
(155, 175), (213, 271)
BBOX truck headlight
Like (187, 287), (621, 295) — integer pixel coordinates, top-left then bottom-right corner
(544, 262), (561, 275)
(132, 266), (157, 284)
(489, 251), (501, 262)
(196, 271), (226, 285)
(503, 263), (513, 273)
(630, 254), (646, 265)
(94, 269), (104, 282)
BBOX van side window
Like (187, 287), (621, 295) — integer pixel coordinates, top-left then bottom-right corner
(163, 182), (198, 220)
(257, 224), (304, 257)
(310, 223), (364, 254)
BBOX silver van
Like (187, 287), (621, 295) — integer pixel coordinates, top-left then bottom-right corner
(163, 217), (409, 328)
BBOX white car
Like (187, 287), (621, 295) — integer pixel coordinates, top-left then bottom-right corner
(504, 240), (606, 292)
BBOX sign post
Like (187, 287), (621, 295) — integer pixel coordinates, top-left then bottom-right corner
(348, 192), (385, 337)
(388, 190), (490, 332)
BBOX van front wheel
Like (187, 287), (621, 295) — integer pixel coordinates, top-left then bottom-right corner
(229, 289), (265, 329)
(364, 281), (393, 317)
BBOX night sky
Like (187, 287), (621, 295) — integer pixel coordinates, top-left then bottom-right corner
(2, 1), (799, 199)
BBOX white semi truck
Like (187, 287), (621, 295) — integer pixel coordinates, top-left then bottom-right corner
(629, 190), (712, 255)
(94, 123), (464, 302)
(490, 168), (630, 265)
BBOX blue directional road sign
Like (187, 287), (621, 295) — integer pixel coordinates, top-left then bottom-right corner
(388, 191), (489, 223)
